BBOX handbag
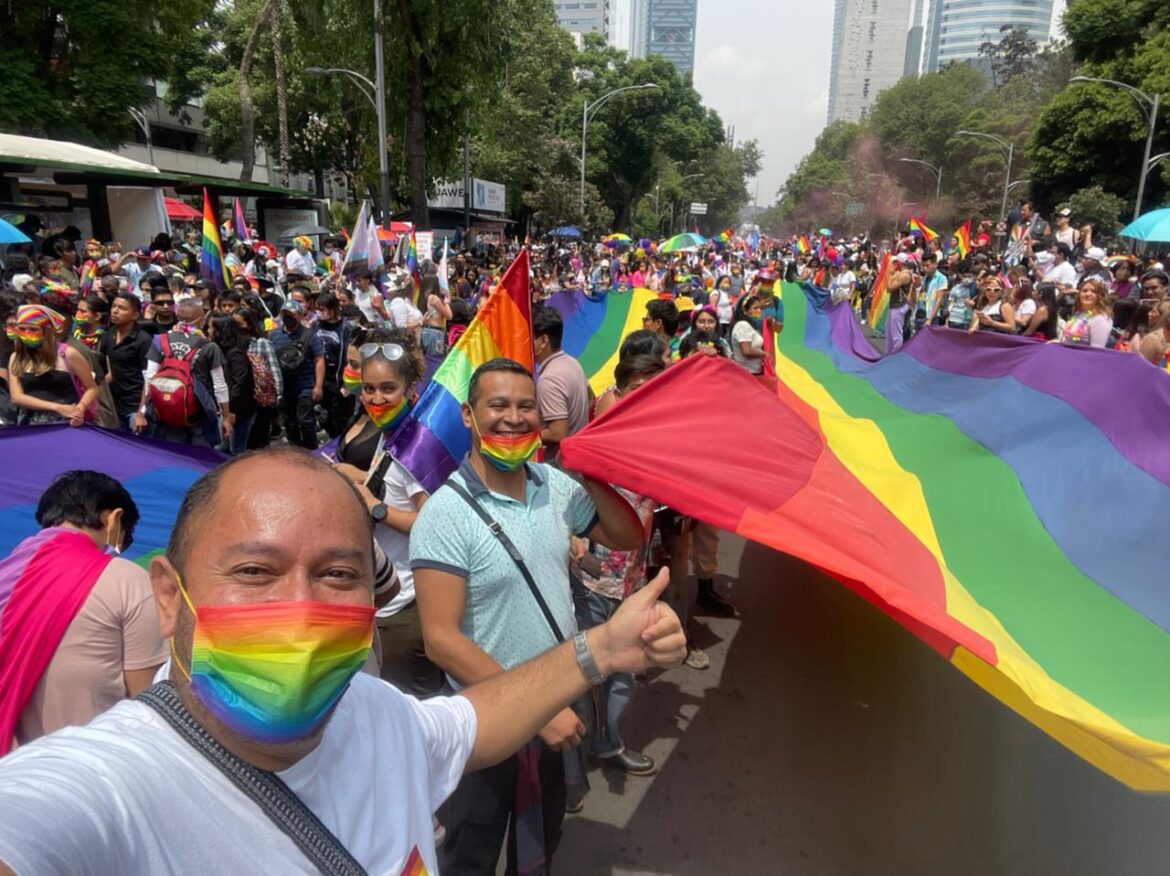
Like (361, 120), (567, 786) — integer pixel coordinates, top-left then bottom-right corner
(137, 681), (366, 875)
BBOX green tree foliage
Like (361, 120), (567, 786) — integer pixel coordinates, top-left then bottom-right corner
(1064, 185), (1127, 238)
(866, 64), (987, 167)
(978, 24), (1039, 89)
(0, 0), (218, 144)
(776, 120), (861, 214)
(1030, 0), (1170, 212)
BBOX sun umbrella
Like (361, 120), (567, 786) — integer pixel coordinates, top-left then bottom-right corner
(0, 218), (32, 245)
(1119, 208), (1170, 243)
(818, 227), (833, 237)
(164, 197), (201, 222)
(659, 232), (707, 253)
(602, 232), (632, 247)
(547, 226), (582, 239)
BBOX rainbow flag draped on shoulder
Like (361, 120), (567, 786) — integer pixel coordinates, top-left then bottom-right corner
(561, 282), (1170, 792)
(866, 252), (893, 331)
(390, 250), (533, 493)
(544, 287), (658, 395)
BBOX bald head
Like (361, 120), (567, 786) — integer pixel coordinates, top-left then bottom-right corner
(167, 448), (373, 580)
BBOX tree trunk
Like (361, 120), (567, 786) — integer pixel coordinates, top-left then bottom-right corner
(237, 0), (278, 182)
(272, 0), (291, 188)
(393, 0), (431, 229)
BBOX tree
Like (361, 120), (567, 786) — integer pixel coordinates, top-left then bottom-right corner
(0, 0), (219, 145)
(978, 24), (1039, 89)
(1065, 185), (1127, 239)
(1029, 0), (1170, 212)
(775, 120), (861, 215)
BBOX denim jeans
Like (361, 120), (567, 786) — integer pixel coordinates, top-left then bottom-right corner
(572, 582), (634, 757)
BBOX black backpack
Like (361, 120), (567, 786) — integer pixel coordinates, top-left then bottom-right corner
(277, 327), (315, 374)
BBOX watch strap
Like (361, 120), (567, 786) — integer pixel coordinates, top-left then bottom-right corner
(573, 631), (605, 685)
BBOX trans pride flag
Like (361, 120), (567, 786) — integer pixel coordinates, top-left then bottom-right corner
(389, 250), (533, 492)
(200, 188), (230, 289)
(544, 287), (658, 396)
(562, 282), (1170, 792)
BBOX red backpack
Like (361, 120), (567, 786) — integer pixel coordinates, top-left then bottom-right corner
(149, 334), (201, 428)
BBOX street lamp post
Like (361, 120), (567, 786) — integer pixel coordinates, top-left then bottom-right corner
(956, 130), (1014, 225)
(1071, 76), (1161, 221)
(306, 8), (390, 223)
(127, 106), (155, 167)
(898, 157), (943, 200)
(580, 83), (660, 217)
(1150, 152), (1170, 174)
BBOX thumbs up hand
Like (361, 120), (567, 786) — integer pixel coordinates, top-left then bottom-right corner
(593, 568), (687, 676)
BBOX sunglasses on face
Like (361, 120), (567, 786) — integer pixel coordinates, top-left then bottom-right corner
(359, 343), (406, 362)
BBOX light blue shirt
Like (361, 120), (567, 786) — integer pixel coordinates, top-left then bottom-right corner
(409, 456), (599, 681)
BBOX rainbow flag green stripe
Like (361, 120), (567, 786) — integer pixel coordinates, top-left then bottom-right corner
(545, 287), (658, 394)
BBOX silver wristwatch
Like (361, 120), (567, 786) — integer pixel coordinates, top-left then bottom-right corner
(573, 631), (606, 686)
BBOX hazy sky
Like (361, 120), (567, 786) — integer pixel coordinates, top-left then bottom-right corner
(690, 0), (833, 208)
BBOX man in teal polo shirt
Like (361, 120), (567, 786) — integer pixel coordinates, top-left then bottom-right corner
(411, 358), (645, 875)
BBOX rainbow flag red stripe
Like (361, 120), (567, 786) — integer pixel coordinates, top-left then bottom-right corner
(954, 220), (972, 259)
(562, 282), (1170, 792)
(865, 252), (893, 331)
(401, 846), (428, 876)
(390, 250), (533, 492)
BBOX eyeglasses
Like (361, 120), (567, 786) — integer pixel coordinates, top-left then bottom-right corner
(359, 343), (406, 362)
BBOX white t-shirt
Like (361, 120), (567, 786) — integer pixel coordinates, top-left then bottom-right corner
(731, 320), (764, 374)
(829, 270), (856, 305)
(376, 458), (428, 618)
(1043, 260), (1077, 287)
(1016, 297), (1037, 324)
(389, 297), (422, 329)
(0, 674), (475, 875)
(284, 249), (317, 278)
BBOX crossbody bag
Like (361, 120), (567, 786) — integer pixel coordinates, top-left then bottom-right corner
(137, 681), (366, 875)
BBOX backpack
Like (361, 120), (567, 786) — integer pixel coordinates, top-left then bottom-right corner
(248, 345), (279, 408)
(277, 327), (314, 375)
(149, 334), (200, 428)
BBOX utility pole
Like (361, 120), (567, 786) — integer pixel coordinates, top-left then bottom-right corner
(463, 105), (471, 234)
(373, 0), (390, 223)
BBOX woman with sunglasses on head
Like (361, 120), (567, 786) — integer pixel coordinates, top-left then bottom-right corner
(333, 328), (443, 697)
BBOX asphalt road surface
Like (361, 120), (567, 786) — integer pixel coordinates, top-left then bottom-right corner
(553, 535), (1170, 876)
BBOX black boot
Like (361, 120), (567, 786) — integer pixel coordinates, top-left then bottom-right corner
(697, 578), (736, 616)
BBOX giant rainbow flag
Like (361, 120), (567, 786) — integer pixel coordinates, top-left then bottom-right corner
(544, 287), (658, 396)
(561, 282), (1170, 792)
(390, 250), (533, 493)
(0, 426), (221, 568)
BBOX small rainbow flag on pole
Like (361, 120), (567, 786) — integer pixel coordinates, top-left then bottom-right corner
(389, 250), (533, 492)
(954, 220), (972, 259)
(232, 197), (251, 243)
(200, 187), (229, 290)
(908, 216), (938, 242)
(796, 235), (811, 255)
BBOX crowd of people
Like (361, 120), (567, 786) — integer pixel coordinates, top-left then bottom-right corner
(1, 198), (1168, 873)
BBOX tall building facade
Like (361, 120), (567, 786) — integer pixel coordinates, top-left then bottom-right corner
(923, 0), (1055, 73)
(553, 0), (610, 40)
(628, 0), (698, 76)
(827, 0), (915, 123)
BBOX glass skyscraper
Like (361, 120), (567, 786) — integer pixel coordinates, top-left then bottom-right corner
(923, 0), (1055, 72)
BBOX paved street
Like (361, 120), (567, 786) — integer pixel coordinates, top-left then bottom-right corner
(556, 535), (1170, 875)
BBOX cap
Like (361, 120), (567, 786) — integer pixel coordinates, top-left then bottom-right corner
(1085, 246), (1106, 261)
(193, 278), (213, 290)
(893, 252), (914, 264)
(1057, 208), (1072, 218)
(281, 299), (304, 314)
(135, 247), (150, 259)
(9, 273), (35, 291)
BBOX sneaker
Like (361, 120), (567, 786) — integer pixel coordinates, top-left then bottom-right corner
(565, 790), (587, 814)
(684, 648), (711, 670)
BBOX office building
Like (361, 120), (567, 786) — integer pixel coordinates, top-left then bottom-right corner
(553, 0), (611, 41)
(827, 0), (915, 123)
(923, 0), (1056, 73)
(628, 0), (698, 76)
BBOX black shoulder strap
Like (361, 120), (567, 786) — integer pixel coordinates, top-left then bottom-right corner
(445, 478), (565, 644)
(138, 681), (367, 876)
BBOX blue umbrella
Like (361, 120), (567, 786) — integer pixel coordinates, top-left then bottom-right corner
(1120, 208), (1170, 243)
(546, 226), (582, 239)
(0, 218), (32, 245)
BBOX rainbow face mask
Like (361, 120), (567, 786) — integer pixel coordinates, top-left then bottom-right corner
(341, 364), (362, 394)
(363, 396), (410, 432)
(173, 580), (374, 745)
(472, 414), (542, 471)
(14, 327), (44, 348)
